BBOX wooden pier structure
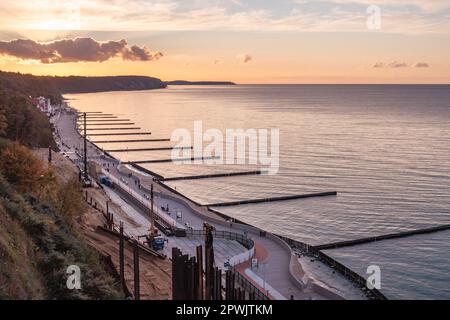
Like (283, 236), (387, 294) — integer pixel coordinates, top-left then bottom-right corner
(91, 138), (171, 143)
(206, 191), (337, 207)
(315, 224), (450, 250)
(84, 127), (142, 130)
(122, 156), (219, 165)
(79, 122), (136, 126)
(87, 132), (152, 136)
(79, 119), (132, 122)
(83, 115), (118, 119)
(157, 170), (264, 182)
(105, 146), (192, 152)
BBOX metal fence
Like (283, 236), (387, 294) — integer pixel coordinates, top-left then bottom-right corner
(229, 266), (270, 300)
(185, 229), (254, 250)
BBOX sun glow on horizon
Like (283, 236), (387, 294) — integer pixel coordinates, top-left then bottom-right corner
(0, 0), (449, 83)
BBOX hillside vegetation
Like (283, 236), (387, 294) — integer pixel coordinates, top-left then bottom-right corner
(0, 71), (124, 299)
(0, 140), (124, 299)
(0, 71), (166, 95)
(49, 75), (166, 93)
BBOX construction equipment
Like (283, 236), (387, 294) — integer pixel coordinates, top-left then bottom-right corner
(151, 236), (166, 250)
(146, 184), (165, 250)
(140, 232), (166, 251)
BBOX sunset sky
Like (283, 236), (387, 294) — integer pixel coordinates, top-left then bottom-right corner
(0, 0), (449, 83)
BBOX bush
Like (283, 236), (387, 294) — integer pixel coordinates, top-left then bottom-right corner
(0, 172), (123, 300)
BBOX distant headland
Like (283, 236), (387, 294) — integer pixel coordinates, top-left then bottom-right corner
(165, 80), (236, 86)
(0, 71), (236, 96)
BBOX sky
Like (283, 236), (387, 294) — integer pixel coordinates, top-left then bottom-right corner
(0, 0), (449, 84)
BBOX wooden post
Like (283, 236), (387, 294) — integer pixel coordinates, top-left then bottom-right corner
(196, 245), (203, 300)
(204, 223), (215, 300)
(150, 184), (154, 234)
(119, 222), (125, 289)
(106, 200), (111, 229)
(48, 146), (52, 165)
(83, 112), (88, 181)
(133, 239), (140, 300)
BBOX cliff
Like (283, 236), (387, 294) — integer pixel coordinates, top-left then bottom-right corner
(50, 75), (167, 93)
(0, 71), (167, 96)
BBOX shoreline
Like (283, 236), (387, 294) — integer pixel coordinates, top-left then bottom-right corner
(58, 106), (385, 300)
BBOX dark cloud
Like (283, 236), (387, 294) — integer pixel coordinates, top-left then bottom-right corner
(414, 62), (430, 68)
(239, 54), (252, 63)
(122, 44), (163, 61)
(0, 37), (162, 63)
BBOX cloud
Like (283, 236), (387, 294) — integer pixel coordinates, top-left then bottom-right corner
(388, 61), (408, 68)
(373, 62), (385, 68)
(373, 60), (432, 68)
(1, 1), (450, 35)
(0, 37), (162, 63)
(414, 62), (430, 68)
(239, 54), (253, 63)
(373, 61), (408, 68)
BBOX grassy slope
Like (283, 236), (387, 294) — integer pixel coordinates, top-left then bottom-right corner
(0, 172), (124, 299)
(0, 202), (46, 299)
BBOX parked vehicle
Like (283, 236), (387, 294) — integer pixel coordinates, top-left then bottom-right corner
(150, 236), (165, 250)
(99, 175), (113, 187)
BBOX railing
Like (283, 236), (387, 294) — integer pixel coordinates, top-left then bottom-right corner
(276, 235), (388, 300)
(230, 266), (270, 300)
(102, 170), (181, 230)
(185, 229), (255, 267)
(185, 229), (254, 249)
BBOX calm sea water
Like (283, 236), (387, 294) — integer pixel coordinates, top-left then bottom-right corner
(67, 84), (450, 299)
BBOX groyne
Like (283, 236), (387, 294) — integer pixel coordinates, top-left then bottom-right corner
(85, 127), (142, 130)
(157, 170), (263, 182)
(70, 111), (383, 300)
(80, 122), (136, 126)
(92, 139), (170, 143)
(314, 224), (450, 250)
(206, 191), (337, 207)
(80, 119), (132, 122)
(123, 156), (219, 164)
(88, 132), (152, 136)
(106, 146), (192, 152)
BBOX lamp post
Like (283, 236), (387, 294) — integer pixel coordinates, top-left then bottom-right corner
(83, 112), (88, 181)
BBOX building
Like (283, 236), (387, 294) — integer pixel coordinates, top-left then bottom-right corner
(30, 96), (53, 115)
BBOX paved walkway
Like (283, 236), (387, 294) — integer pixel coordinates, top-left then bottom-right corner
(54, 109), (324, 300)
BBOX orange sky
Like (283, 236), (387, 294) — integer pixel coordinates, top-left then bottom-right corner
(0, 0), (449, 84)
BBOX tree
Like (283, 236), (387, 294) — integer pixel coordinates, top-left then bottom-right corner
(0, 142), (54, 194)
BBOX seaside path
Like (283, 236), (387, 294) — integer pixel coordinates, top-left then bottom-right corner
(54, 110), (325, 300)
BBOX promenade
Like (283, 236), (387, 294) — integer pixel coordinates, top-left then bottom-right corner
(54, 109), (365, 300)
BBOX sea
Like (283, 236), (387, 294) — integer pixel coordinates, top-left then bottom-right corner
(66, 84), (450, 299)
